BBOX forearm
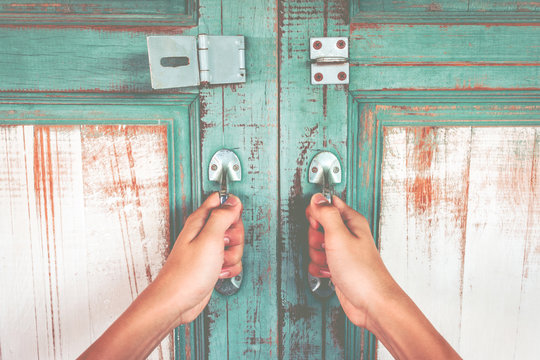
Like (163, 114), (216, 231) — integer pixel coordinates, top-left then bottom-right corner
(79, 279), (181, 360)
(367, 284), (461, 360)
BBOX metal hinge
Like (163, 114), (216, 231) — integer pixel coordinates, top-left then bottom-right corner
(310, 37), (349, 85)
(147, 34), (246, 89)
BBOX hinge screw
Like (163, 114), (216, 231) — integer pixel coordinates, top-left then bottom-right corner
(314, 73), (323, 82)
(333, 167), (340, 174)
(311, 167), (318, 173)
(211, 164), (218, 171)
(313, 41), (322, 50)
(337, 72), (347, 81)
(233, 164), (240, 171)
(336, 40), (346, 49)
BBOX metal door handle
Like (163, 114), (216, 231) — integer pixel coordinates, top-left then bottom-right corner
(209, 149), (243, 296)
(307, 151), (342, 298)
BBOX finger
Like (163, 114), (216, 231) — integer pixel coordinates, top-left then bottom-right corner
(223, 244), (243, 267)
(305, 206), (320, 230)
(195, 194), (243, 245)
(219, 262), (243, 279)
(308, 262), (331, 278)
(179, 192), (221, 242)
(309, 247), (327, 267)
(224, 217), (244, 247)
(308, 226), (325, 250)
(331, 195), (370, 237)
(308, 193), (351, 236)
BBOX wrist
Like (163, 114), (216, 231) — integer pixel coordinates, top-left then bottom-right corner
(364, 278), (407, 335)
(144, 274), (188, 323)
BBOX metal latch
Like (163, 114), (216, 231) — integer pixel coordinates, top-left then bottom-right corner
(310, 37), (349, 85)
(147, 35), (246, 89)
(307, 151), (342, 298)
(209, 149), (243, 296)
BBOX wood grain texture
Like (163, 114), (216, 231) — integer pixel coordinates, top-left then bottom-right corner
(0, 0), (186, 15)
(349, 23), (540, 90)
(350, 0), (540, 23)
(379, 126), (540, 359)
(0, 125), (172, 359)
(197, 0), (280, 358)
(278, 1), (349, 359)
(352, 0), (540, 13)
(0, 27), (197, 92)
(0, 0), (196, 26)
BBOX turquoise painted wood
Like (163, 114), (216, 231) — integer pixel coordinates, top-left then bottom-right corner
(1, 0), (539, 359)
(278, 1), (348, 359)
(197, 1), (279, 359)
(347, 2), (539, 359)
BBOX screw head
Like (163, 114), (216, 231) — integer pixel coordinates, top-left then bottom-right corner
(311, 167), (318, 173)
(211, 164), (218, 171)
(233, 164), (240, 171)
(337, 72), (347, 81)
(313, 40), (322, 50)
(336, 40), (346, 49)
(333, 167), (340, 174)
(314, 73), (323, 82)
(235, 275), (242, 281)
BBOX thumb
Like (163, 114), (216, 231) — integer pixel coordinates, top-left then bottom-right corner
(195, 195), (243, 244)
(308, 193), (351, 238)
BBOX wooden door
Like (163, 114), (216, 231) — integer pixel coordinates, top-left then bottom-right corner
(1, 1), (538, 360)
(347, 2), (540, 359)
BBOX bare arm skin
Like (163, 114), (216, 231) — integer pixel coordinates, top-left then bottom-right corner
(79, 193), (244, 360)
(306, 193), (461, 360)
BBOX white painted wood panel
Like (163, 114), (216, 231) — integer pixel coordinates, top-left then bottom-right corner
(0, 125), (172, 359)
(378, 127), (540, 360)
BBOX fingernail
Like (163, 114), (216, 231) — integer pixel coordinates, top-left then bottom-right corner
(314, 193), (329, 205)
(319, 269), (331, 277)
(224, 237), (230, 245)
(219, 270), (231, 278)
(223, 196), (239, 206)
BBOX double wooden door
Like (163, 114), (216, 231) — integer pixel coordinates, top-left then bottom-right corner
(0, 1), (538, 359)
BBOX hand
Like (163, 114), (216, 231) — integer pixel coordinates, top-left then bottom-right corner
(155, 192), (244, 324)
(79, 192), (244, 359)
(306, 193), (461, 359)
(305, 193), (395, 329)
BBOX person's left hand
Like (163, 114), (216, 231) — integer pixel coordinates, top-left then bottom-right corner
(153, 192), (244, 324)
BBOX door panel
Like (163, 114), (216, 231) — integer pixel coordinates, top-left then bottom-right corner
(347, 93), (540, 359)
(0, 95), (199, 359)
(350, 24), (539, 90)
(380, 126), (539, 359)
(0, 124), (171, 359)
(349, 1), (538, 358)
(278, 1), (348, 359)
(197, 1), (280, 358)
(0, 0), (196, 25)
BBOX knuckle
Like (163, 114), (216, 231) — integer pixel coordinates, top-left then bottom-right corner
(355, 213), (369, 226)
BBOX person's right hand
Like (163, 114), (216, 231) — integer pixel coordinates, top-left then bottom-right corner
(305, 193), (397, 329)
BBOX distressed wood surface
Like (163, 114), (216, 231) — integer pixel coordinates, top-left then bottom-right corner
(350, 19), (539, 91)
(0, 1), (539, 359)
(278, 1), (349, 359)
(0, 125), (171, 359)
(350, 0), (540, 23)
(352, 0), (540, 13)
(197, 0), (279, 358)
(0, 0), (196, 26)
(0, 0), (186, 15)
(378, 126), (540, 359)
